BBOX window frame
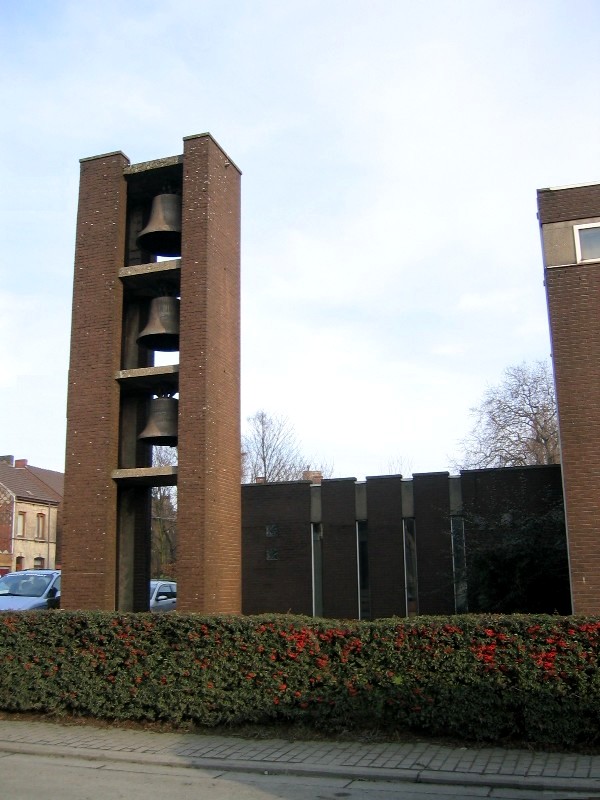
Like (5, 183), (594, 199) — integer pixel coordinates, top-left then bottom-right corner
(36, 513), (46, 541)
(574, 222), (600, 263)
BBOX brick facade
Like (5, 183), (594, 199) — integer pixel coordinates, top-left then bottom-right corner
(62, 152), (128, 610)
(538, 184), (600, 613)
(242, 482), (313, 615)
(176, 136), (241, 614)
(241, 466), (561, 619)
(364, 475), (405, 618)
(62, 135), (241, 612)
(321, 479), (360, 619)
(412, 472), (455, 615)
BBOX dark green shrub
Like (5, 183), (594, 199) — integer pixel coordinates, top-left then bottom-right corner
(1, 611), (600, 748)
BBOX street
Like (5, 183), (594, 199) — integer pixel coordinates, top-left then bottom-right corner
(0, 751), (597, 800)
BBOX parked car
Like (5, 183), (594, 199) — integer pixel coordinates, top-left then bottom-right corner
(0, 569), (61, 611)
(149, 579), (177, 612)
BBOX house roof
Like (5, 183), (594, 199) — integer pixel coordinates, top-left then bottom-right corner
(26, 465), (64, 500)
(0, 461), (62, 505)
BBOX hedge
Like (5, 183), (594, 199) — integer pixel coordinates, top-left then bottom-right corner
(1, 611), (599, 747)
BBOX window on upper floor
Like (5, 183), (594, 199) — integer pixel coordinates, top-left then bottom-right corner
(36, 514), (46, 540)
(574, 223), (600, 262)
(16, 512), (25, 537)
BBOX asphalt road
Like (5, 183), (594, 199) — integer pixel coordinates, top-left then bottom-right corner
(0, 750), (598, 800)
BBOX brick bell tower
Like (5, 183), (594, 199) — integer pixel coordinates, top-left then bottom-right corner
(61, 133), (242, 613)
(538, 182), (600, 614)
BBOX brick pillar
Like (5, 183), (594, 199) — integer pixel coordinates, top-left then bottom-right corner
(321, 479), (358, 619)
(176, 134), (242, 613)
(538, 184), (600, 614)
(62, 151), (129, 610)
(366, 475), (406, 618)
(412, 472), (454, 615)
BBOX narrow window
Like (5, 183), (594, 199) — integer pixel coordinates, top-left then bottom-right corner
(16, 512), (25, 537)
(33, 557), (45, 570)
(357, 521), (370, 620)
(311, 523), (323, 618)
(36, 514), (46, 540)
(15, 556), (24, 571)
(403, 518), (418, 617)
(451, 516), (468, 613)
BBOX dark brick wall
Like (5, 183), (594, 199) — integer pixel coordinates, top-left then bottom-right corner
(241, 482), (313, 615)
(412, 472), (454, 615)
(177, 134), (242, 613)
(538, 184), (600, 223)
(365, 475), (405, 618)
(460, 465), (563, 518)
(321, 479), (359, 619)
(62, 152), (129, 610)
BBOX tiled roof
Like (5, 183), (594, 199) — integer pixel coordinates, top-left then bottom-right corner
(26, 466), (63, 501)
(0, 462), (62, 505)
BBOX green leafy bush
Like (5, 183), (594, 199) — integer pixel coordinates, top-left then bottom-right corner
(1, 611), (599, 747)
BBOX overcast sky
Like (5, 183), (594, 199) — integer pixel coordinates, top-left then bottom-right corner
(1, 0), (599, 480)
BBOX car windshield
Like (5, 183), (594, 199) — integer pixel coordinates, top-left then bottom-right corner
(0, 574), (52, 598)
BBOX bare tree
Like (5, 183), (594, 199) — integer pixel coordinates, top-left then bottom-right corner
(242, 410), (332, 483)
(386, 456), (413, 477)
(455, 360), (560, 470)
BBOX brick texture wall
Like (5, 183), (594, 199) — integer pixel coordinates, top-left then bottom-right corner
(538, 184), (600, 224)
(545, 261), (600, 613)
(539, 184), (600, 614)
(241, 482), (313, 615)
(365, 475), (406, 617)
(62, 135), (241, 613)
(412, 472), (454, 615)
(62, 152), (129, 610)
(321, 479), (359, 619)
(177, 135), (242, 613)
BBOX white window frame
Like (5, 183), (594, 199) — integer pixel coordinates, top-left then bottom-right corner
(574, 222), (600, 263)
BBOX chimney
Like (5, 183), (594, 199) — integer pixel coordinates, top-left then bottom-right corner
(15, 459), (28, 469)
(0, 456), (15, 466)
(255, 476), (266, 484)
(302, 470), (323, 485)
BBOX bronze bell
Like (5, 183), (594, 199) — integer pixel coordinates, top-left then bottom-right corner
(136, 193), (182, 257)
(138, 395), (178, 447)
(137, 295), (180, 352)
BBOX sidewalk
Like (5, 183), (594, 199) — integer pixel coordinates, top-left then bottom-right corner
(0, 717), (600, 794)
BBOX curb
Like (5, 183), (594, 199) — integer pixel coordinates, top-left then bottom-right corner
(1, 739), (600, 794)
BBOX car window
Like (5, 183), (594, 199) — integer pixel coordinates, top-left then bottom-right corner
(16, 576), (51, 597)
(52, 576), (61, 592)
(0, 575), (22, 596)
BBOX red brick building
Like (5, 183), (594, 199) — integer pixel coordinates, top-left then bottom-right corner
(538, 183), (600, 613)
(61, 134), (241, 613)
